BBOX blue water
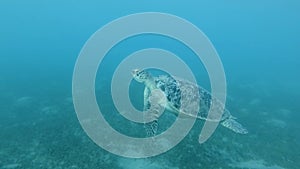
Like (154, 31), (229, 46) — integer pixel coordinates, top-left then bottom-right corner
(1, 1), (300, 169)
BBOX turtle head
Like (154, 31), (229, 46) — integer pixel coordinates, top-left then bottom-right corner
(132, 69), (151, 83)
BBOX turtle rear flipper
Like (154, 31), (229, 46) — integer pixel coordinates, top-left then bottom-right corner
(221, 118), (248, 134)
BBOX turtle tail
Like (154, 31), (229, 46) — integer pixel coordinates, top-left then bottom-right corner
(221, 118), (248, 134)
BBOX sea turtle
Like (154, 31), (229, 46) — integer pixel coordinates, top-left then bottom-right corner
(132, 69), (248, 136)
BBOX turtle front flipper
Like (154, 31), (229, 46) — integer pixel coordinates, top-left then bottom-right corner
(221, 118), (248, 134)
(144, 119), (158, 137)
(143, 88), (166, 137)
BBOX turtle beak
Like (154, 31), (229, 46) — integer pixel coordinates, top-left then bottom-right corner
(132, 69), (139, 76)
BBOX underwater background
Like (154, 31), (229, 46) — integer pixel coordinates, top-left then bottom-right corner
(1, 1), (300, 169)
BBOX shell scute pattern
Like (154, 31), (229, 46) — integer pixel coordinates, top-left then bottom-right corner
(155, 75), (181, 109)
